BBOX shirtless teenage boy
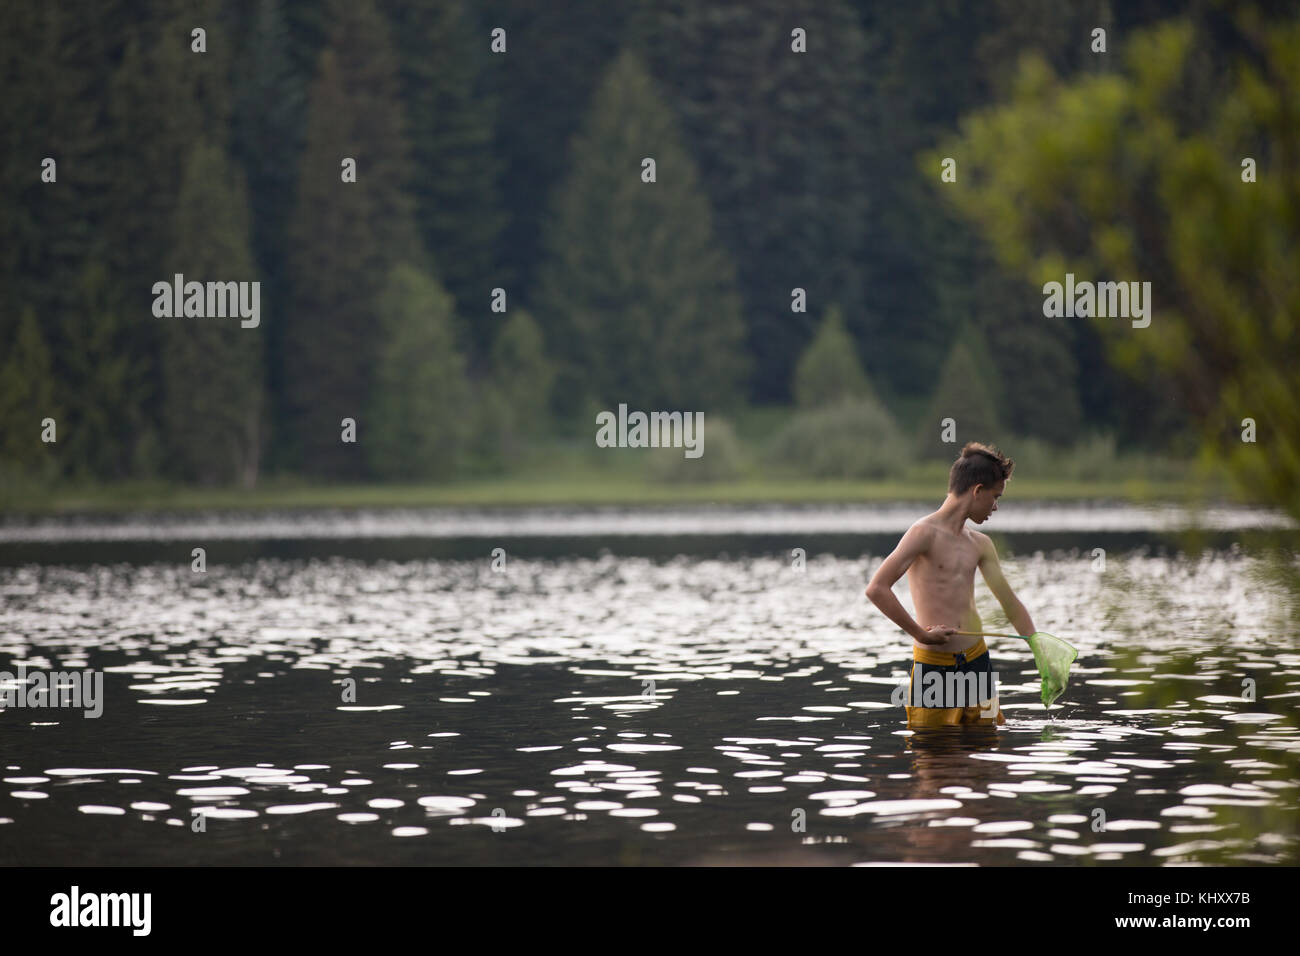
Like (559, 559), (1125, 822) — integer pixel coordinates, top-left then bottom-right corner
(865, 442), (1035, 726)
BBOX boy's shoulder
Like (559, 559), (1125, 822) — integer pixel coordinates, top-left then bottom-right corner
(905, 515), (940, 539)
(910, 509), (945, 530)
(909, 512), (985, 538)
(966, 526), (995, 554)
(912, 515), (993, 551)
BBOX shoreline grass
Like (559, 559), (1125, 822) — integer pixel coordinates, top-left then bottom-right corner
(0, 469), (1249, 515)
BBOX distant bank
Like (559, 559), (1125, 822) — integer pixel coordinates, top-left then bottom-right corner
(1, 471), (1239, 516)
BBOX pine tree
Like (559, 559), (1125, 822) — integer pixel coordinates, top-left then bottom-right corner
(160, 140), (265, 486)
(94, 0), (234, 476)
(0, 2), (115, 375)
(633, 0), (872, 402)
(0, 309), (60, 478)
(534, 49), (747, 414)
(58, 265), (154, 481)
(491, 310), (554, 425)
(102, 1), (233, 304)
(283, 1), (426, 478)
(232, 0), (305, 472)
(487, 309), (555, 461)
(918, 331), (1003, 460)
(366, 264), (471, 481)
(482, 0), (643, 301)
(975, 272), (1083, 445)
(380, 0), (507, 364)
(792, 305), (875, 409)
(281, 0), (331, 90)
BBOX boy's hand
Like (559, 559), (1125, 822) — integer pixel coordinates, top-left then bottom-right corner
(920, 624), (956, 645)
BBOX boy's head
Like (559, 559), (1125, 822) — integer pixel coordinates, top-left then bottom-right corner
(948, 442), (1014, 523)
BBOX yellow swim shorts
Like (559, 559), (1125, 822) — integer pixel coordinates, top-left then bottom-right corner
(905, 637), (1006, 728)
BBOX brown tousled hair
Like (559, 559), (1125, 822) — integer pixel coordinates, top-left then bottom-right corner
(948, 442), (1014, 494)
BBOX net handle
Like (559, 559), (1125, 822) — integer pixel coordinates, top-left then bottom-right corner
(954, 629), (1031, 640)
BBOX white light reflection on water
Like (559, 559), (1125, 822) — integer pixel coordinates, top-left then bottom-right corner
(0, 539), (1297, 865)
(0, 502), (1293, 543)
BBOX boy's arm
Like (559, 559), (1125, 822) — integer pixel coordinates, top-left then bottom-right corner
(975, 532), (1036, 636)
(865, 524), (950, 645)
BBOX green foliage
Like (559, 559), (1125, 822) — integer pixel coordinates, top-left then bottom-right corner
(917, 333), (1003, 459)
(792, 305), (874, 409)
(0, 2), (113, 344)
(534, 49), (748, 413)
(284, 1), (426, 478)
(931, 9), (1300, 517)
(103, 0), (233, 307)
(485, 0), (640, 300)
(381, 0), (507, 363)
(852, 0), (1002, 403)
(852, 0), (1180, 441)
(0, 309), (59, 479)
(633, 0), (873, 402)
(0, 1), (1263, 496)
(958, 267), (1084, 446)
(90, 2), (237, 476)
(466, 310), (557, 472)
(56, 265), (156, 481)
(1008, 432), (1194, 483)
(232, 0), (305, 391)
(489, 310), (555, 456)
(765, 397), (911, 480)
(649, 417), (750, 484)
(161, 140), (264, 487)
(366, 264), (472, 481)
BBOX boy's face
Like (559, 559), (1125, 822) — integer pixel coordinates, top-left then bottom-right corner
(970, 480), (1005, 523)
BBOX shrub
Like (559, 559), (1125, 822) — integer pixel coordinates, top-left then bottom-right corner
(765, 397), (911, 479)
(648, 416), (750, 483)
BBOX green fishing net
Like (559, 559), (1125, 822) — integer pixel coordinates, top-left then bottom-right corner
(1026, 632), (1078, 707)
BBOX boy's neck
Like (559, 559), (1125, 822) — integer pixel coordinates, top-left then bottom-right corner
(935, 493), (972, 532)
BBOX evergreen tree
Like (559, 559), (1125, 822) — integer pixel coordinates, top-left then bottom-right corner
(366, 264), (472, 481)
(58, 265), (155, 481)
(488, 309), (555, 460)
(161, 140), (265, 486)
(283, 1), (426, 478)
(792, 305), (874, 409)
(974, 272), (1083, 445)
(0, 309), (60, 478)
(231, 0), (305, 474)
(918, 333), (1003, 459)
(481, 0), (643, 300)
(0, 2), (116, 372)
(534, 49), (747, 414)
(102, 1), (233, 304)
(381, 0), (507, 364)
(633, 0), (872, 402)
(0, 3), (48, 345)
(490, 309), (554, 424)
(96, 0), (234, 476)
(281, 0), (331, 91)
(851, 0), (991, 404)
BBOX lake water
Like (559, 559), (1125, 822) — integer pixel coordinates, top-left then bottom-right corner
(1, 503), (1297, 865)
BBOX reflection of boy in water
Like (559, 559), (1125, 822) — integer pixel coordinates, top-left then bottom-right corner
(865, 442), (1034, 727)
